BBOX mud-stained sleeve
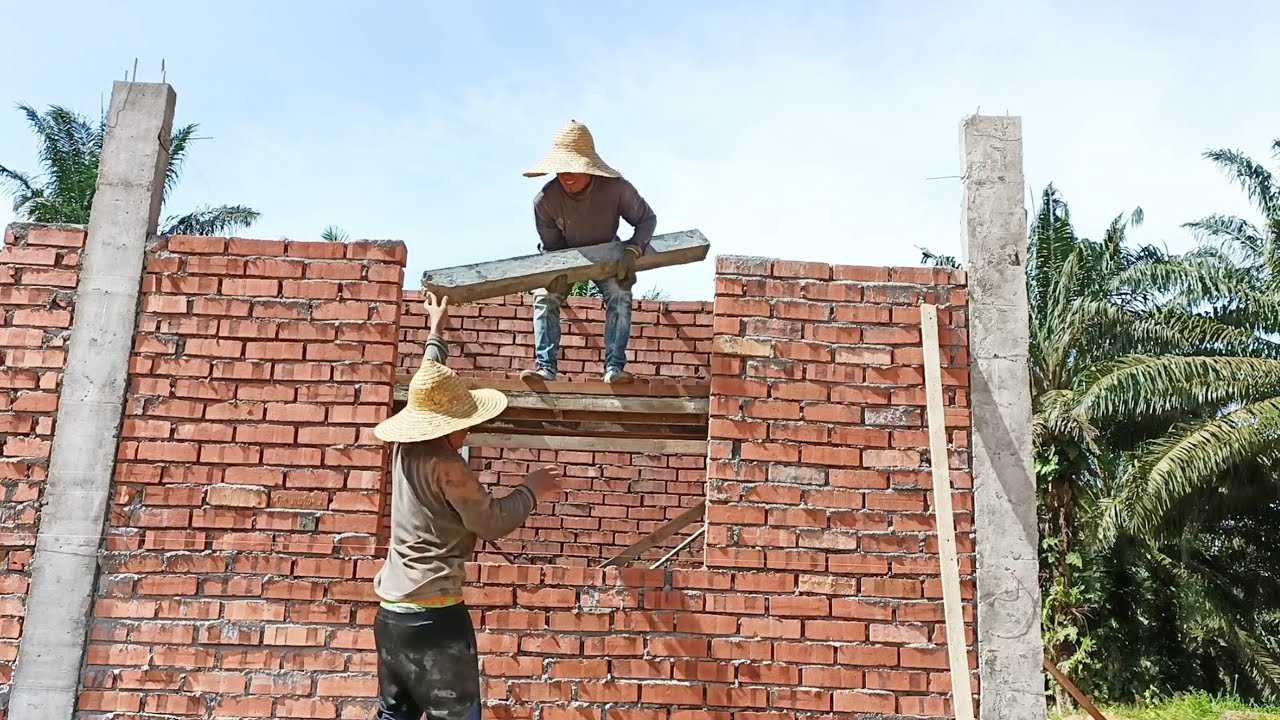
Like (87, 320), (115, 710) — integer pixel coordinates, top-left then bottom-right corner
(436, 454), (536, 540)
(424, 332), (449, 365)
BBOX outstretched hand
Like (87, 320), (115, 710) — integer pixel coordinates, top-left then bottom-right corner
(524, 465), (564, 500)
(425, 292), (450, 333)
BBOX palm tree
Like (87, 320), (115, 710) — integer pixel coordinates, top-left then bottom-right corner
(1071, 140), (1280, 699)
(0, 103), (259, 235)
(921, 179), (1280, 705)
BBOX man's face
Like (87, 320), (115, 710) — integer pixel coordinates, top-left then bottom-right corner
(557, 172), (592, 195)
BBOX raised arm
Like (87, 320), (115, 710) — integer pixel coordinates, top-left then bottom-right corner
(423, 292), (450, 365)
(533, 191), (566, 253)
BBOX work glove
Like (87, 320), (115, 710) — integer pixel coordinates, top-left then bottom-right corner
(546, 274), (569, 297)
(616, 244), (641, 290)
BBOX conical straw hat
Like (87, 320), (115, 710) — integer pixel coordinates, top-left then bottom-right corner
(523, 119), (622, 178)
(374, 361), (508, 443)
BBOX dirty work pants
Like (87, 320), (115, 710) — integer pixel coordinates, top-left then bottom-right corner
(373, 603), (481, 720)
(532, 277), (633, 376)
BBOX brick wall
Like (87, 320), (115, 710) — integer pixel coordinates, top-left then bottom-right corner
(0, 223), (86, 717)
(1, 223), (980, 719)
(464, 561), (975, 719)
(467, 445), (707, 568)
(400, 291), (715, 567)
(76, 235), (405, 719)
(702, 256), (978, 715)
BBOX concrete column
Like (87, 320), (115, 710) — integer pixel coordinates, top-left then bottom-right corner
(960, 115), (1047, 720)
(9, 82), (175, 720)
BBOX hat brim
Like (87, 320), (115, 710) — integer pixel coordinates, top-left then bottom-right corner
(374, 388), (508, 443)
(523, 148), (622, 178)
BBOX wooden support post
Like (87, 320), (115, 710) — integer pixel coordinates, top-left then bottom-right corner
(650, 525), (705, 569)
(920, 303), (977, 720)
(1042, 659), (1108, 720)
(421, 229), (710, 303)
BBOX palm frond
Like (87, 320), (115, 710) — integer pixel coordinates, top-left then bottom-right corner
(0, 163), (40, 214)
(160, 205), (261, 236)
(1078, 355), (1280, 420)
(1111, 396), (1280, 536)
(1203, 148), (1278, 219)
(165, 123), (198, 201)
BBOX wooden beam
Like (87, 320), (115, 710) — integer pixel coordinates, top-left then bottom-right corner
(1042, 658), (1108, 720)
(421, 229), (711, 303)
(649, 525), (705, 570)
(477, 418), (708, 440)
(395, 374), (710, 399)
(466, 433), (706, 455)
(920, 303), (977, 720)
(494, 407), (708, 426)
(599, 501), (706, 568)
(396, 385), (708, 416)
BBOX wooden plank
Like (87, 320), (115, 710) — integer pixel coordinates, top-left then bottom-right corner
(599, 501), (707, 568)
(920, 303), (977, 720)
(466, 433), (706, 455)
(649, 525), (705, 569)
(395, 385), (708, 415)
(503, 394), (707, 415)
(477, 418), (708, 440)
(1043, 658), (1109, 720)
(495, 407), (707, 426)
(421, 229), (711, 303)
(395, 373), (710, 399)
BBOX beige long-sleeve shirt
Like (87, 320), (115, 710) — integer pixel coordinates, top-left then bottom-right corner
(372, 334), (536, 603)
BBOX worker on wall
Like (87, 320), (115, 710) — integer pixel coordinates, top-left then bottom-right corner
(371, 291), (564, 719)
(520, 119), (658, 384)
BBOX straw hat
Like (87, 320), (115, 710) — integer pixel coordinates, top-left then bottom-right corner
(374, 361), (508, 443)
(523, 119), (622, 178)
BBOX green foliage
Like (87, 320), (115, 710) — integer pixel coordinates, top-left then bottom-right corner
(925, 137), (1280, 710)
(1048, 692), (1280, 720)
(569, 280), (670, 301)
(321, 225), (350, 243)
(0, 102), (260, 235)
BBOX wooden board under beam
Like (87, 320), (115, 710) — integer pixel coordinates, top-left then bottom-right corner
(466, 433), (707, 455)
(394, 374), (710, 399)
(478, 417), (709, 440)
(395, 387), (708, 416)
(496, 407), (708, 426)
(421, 229), (711, 304)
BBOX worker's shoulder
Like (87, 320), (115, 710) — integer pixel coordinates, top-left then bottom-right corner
(402, 439), (466, 465)
(532, 178), (561, 205)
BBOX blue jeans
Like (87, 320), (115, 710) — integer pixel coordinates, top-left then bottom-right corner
(532, 277), (632, 375)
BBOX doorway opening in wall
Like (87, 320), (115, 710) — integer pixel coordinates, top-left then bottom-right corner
(386, 375), (711, 569)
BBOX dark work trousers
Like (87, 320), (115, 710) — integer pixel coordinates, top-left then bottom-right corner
(373, 603), (482, 720)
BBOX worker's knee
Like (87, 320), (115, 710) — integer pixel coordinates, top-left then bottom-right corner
(532, 287), (567, 309)
(594, 278), (633, 306)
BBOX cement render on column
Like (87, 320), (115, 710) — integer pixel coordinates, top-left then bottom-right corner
(8, 82), (176, 720)
(961, 115), (1048, 720)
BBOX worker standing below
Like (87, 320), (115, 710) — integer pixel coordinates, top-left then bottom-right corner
(371, 291), (564, 719)
(520, 119), (658, 384)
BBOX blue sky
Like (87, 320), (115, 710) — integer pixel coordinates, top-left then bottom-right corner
(2, 0), (1277, 300)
